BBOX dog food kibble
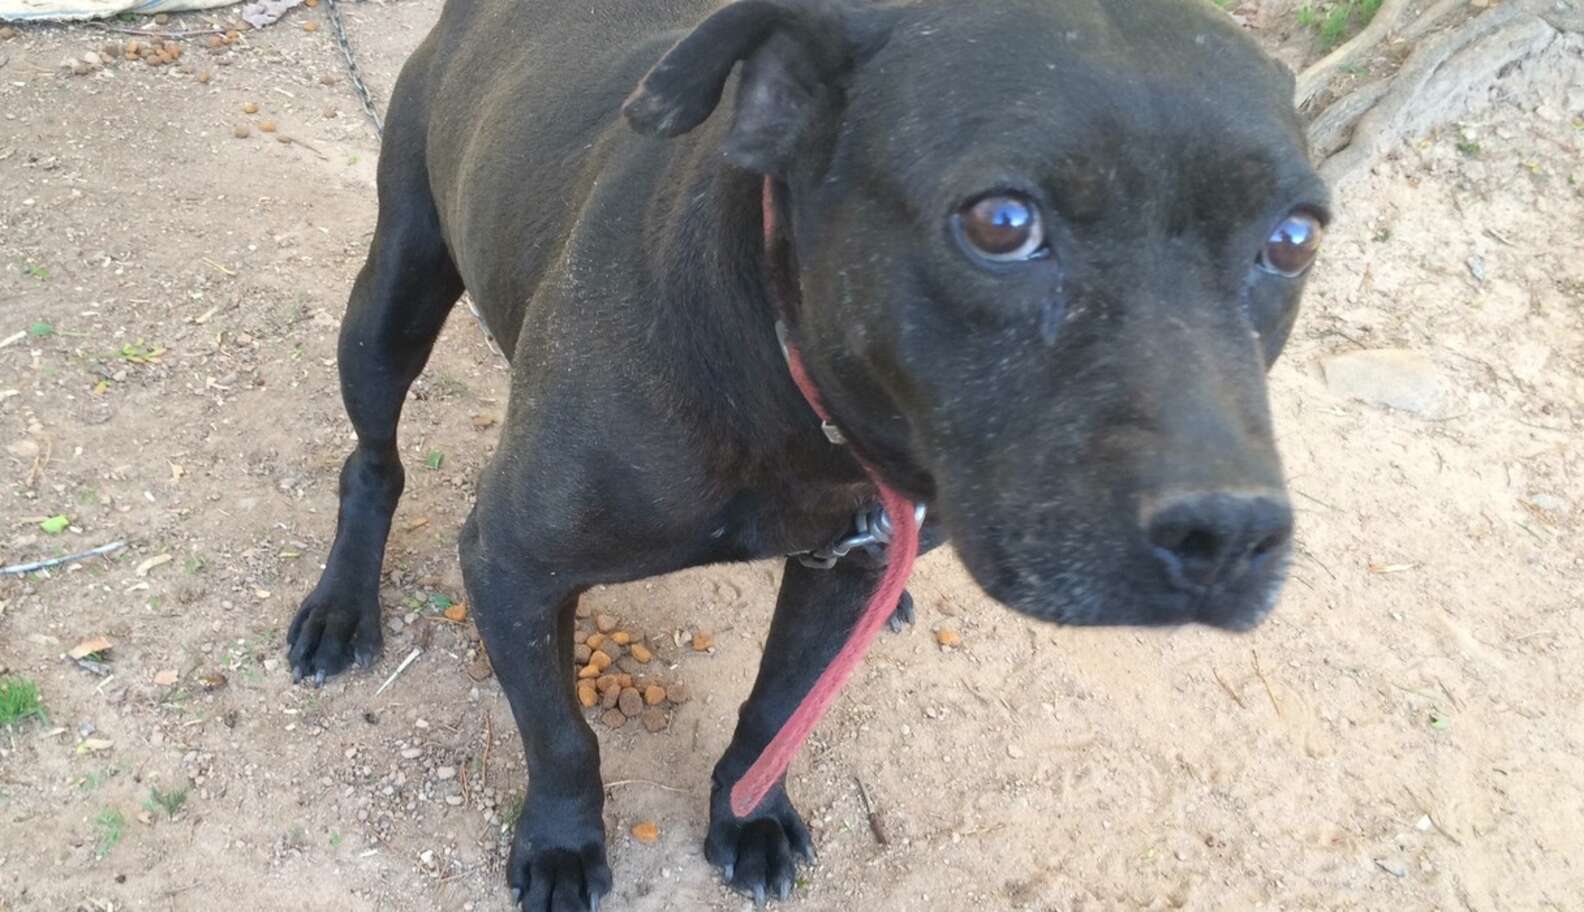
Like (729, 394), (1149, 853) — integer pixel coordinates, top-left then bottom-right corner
(594, 614), (618, 634)
(631, 820), (659, 844)
(618, 687), (643, 717)
(577, 683), (597, 708)
(691, 631), (714, 652)
(197, 70), (211, 84)
(573, 643), (592, 664)
(259, 120), (277, 133)
(936, 628), (962, 648)
(640, 708), (669, 733)
(589, 651), (612, 672)
(573, 629), (588, 644)
(600, 709), (627, 730)
(209, 35), (225, 48)
(601, 685), (620, 710)
(225, 29), (240, 42)
(233, 125), (250, 138)
(644, 685), (666, 706)
(304, 21), (319, 32)
(585, 632), (605, 650)
(629, 642), (653, 663)
(665, 682), (690, 704)
(611, 630), (632, 646)
(242, 101), (258, 114)
(616, 674), (633, 689)
(577, 663), (600, 679)
(595, 674), (616, 692)
(0, 26), (16, 40)
(598, 640), (623, 660)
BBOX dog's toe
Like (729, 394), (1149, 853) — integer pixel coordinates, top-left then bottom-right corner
(509, 844), (610, 912)
(887, 589), (916, 633)
(286, 586), (383, 683)
(706, 790), (812, 905)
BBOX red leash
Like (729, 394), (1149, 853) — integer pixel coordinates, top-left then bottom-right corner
(728, 181), (923, 818)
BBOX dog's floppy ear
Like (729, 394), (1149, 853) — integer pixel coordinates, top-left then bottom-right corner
(623, 0), (880, 174)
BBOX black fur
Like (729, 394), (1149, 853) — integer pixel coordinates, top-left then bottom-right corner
(287, 1), (1328, 907)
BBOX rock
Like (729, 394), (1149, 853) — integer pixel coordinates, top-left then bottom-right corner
(644, 685), (666, 706)
(595, 614), (618, 634)
(629, 642), (653, 664)
(618, 687), (644, 717)
(436, 766), (456, 780)
(631, 820), (660, 844)
(600, 709), (627, 730)
(465, 656), (493, 682)
(420, 849), (436, 868)
(936, 628), (962, 648)
(691, 631), (714, 652)
(665, 682), (690, 704)
(1322, 349), (1444, 415)
(640, 708), (669, 733)
(401, 748), (422, 760)
(153, 669), (179, 686)
(1375, 858), (1408, 878)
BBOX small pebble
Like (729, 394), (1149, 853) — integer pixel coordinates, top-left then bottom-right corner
(618, 688), (643, 718)
(936, 628), (962, 648)
(234, 124), (251, 139)
(259, 120), (277, 133)
(631, 820), (660, 844)
(436, 766), (456, 780)
(304, 21), (319, 32)
(691, 631), (714, 652)
(242, 101), (258, 114)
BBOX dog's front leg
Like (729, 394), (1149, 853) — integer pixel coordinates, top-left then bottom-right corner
(460, 509), (611, 912)
(705, 556), (884, 903)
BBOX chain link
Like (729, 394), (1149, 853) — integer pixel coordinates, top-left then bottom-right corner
(323, 0), (508, 365)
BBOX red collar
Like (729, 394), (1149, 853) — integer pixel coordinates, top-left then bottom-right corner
(729, 179), (925, 817)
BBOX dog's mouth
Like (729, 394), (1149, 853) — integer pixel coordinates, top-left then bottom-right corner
(945, 513), (1294, 633)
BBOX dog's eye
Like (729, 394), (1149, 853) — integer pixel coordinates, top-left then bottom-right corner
(1258, 210), (1324, 277)
(954, 194), (1046, 263)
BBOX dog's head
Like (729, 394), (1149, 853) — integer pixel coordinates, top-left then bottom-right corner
(626, 0), (1329, 631)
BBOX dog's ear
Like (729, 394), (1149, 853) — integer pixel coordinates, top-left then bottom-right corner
(623, 0), (884, 174)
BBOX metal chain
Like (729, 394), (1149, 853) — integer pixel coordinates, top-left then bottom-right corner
(323, 0), (384, 135)
(322, 0), (508, 365)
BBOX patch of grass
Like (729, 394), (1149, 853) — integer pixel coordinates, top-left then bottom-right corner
(1299, 0), (1382, 49)
(143, 784), (189, 818)
(95, 807), (126, 857)
(329, 831), (344, 848)
(77, 767), (121, 792)
(22, 263), (49, 281)
(423, 451), (445, 471)
(0, 678), (46, 728)
(28, 320), (54, 338)
(1456, 140), (1482, 158)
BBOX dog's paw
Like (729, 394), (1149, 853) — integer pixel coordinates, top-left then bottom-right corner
(286, 583), (382, 685)
(887, 589), (916, 634)
(507, 813), (611, 911)
(706, 786), (813, 905)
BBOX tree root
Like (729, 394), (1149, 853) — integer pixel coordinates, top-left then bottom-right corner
(1301, 0), (1583, 188)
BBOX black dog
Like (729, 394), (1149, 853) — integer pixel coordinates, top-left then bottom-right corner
(287, 0), (1328, 907)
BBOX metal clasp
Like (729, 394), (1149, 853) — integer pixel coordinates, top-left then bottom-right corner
(796, 502), (928, 570)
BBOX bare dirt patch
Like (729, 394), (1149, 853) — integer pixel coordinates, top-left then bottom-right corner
(2, 3), (1581, 910)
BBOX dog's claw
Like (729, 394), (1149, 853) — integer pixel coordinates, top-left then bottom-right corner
(753, 884), (766, 908)
(888, 590), (916, 633)
(313, 669), (326, 687)
(723, 863), (734, 882)
(510, 887), (522, 906)
(291, 666), (304, 683)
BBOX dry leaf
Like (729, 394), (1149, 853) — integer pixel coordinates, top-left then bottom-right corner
(77, 737), (114, 753)
(153, 669), (179, 686)
(443, 603), (468, 622)
(403, 517), (431, 532)
(68, 636), (113, 660)
(135, 553), (173, 577)
(1369, 563), (1418, 574)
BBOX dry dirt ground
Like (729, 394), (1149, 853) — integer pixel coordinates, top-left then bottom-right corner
(2, 3), (1582, 911)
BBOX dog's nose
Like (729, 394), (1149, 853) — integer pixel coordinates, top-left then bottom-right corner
(1144, 492), (1293, 592)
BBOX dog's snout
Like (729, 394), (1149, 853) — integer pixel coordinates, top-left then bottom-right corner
(1144, 491), (1293, 592)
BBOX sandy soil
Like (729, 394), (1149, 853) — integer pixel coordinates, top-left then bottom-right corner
(2, 3), (1582, 911)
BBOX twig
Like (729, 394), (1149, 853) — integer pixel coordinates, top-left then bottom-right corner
(1404, 786), (1464, 847)
(604, 778), (694, 795)
(374, 648), (422, 696)
(86, 23), (227, 39)
(1251, 649), (1282, 717)
(854, 776), (890, 846)
(26, 436), (52, 488)
(201, 257), (236, 277)
(1, 540), (126, 576)
(1212, 667), (1248, 710)
(482, 712), (493, 791)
